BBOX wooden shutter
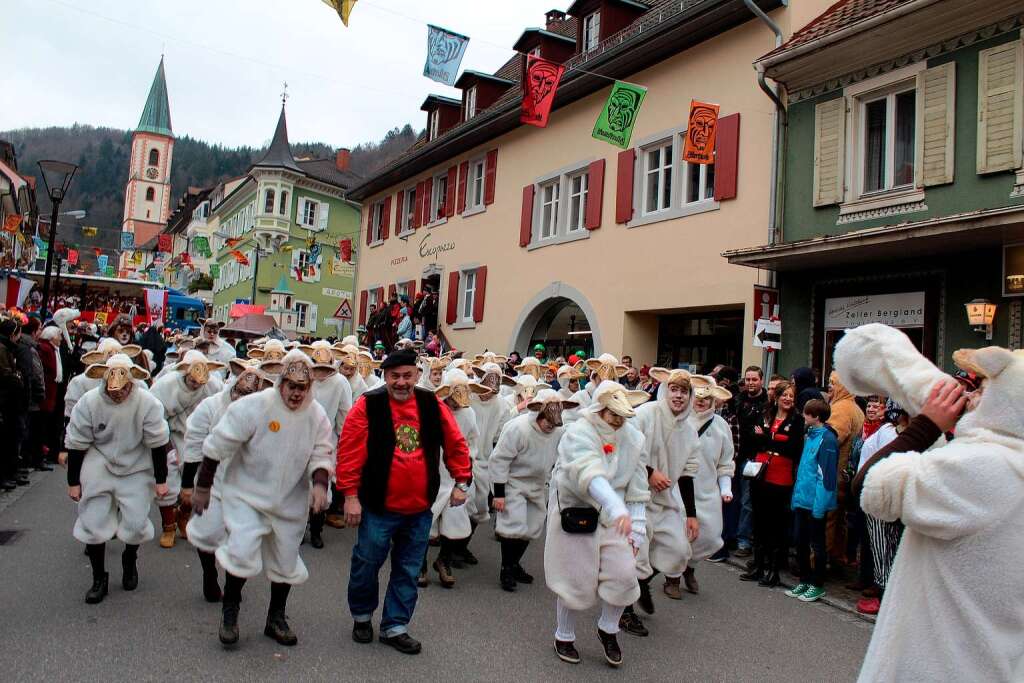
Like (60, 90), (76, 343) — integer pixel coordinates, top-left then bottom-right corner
(388, 283), (397, 301)
(376, 287), (385, 308)
(364, 206), (373, 245)
(317, 202), (330, 231)
(484, 149), (498, 205)
(445, 271), (460, 325)
(445, 166), (457, 218)
(359, 290), (368, 325)
(309, 303), (318, 333)
(412, 181), (424, 228)
(585, 159), (605, 230)
(713, 113), (741, 200)
(405, 279), (417, 303)
(916, 62), (956, 187)
(520, 184), (535, 247)
(977, 41), (1023, 174)
(615, 149), (635, 223)
(472, 266), (487, 323)
(812, 97), (846, 207)
(394, 190), (404, 233)
(457, 161), (469, 213)
(381, 196), (391, 241)
(423, 177), (434, 224)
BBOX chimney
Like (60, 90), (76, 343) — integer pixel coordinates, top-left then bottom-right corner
(335, 147), (351, 172)
(545, 9), (566, 28)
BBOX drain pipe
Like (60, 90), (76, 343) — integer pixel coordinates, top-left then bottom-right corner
(743, 0), (787, 377)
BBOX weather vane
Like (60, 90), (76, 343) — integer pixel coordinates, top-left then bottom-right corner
(281, 82), (289, 106)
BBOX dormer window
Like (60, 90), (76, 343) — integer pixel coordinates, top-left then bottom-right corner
(465, 86), (478, 120)
(583, 11), (601, 52)
(428, 110), (439, 141)
(529, 46), (542, 58)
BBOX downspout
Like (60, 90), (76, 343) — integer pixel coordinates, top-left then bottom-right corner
(743, 0), (786, 377)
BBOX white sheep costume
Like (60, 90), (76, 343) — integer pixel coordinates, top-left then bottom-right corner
(202, 349), (335, 584)
(64, 339), (144, 418)
(65, 355), (169, 545)
(833, 323), (1024, 682)
(490, 390), (577, 540)
(357, 350), (383, 390)
(686, 376), (735, 562)
(468, 363), (517, 520)
(197, 319), (237, 366)
(335, 344), (369, 399)
(301, 341), (352, 442)
(504, 375), (552, 416)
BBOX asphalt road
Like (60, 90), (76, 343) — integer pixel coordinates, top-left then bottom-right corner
(0, 472), (872, 682)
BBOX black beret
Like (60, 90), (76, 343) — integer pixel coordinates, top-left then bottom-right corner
(380, 349), (418, 371)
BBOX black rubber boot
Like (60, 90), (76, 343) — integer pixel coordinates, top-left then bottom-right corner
(85, 543), (108, 604)
(121, 544), (139, 591)
(310, 511), (325, 549)
(264, 583), (297, 646)
(637, 576), (655, 614)
(740, 546), (766, 582)
(220, 574), (246, 646)
(198, 550), (222, 603)
(499, 566), (517, 592)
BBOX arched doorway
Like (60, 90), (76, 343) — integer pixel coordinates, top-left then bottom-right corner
(508, 283), (601, 360)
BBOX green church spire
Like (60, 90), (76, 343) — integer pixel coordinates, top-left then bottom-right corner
(136, 57), (173, 137)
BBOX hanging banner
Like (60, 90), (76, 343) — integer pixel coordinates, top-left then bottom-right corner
(423, 24), (469, 86)
(682, 100), (721, 164)
(158, 234), (173, 252)
(338, 238), (353, 263)
(144, 288), (168, 325)
(192, 236), (211, 257)
(229, 249), (250, 266)
(521, 55), (565, 128)
(224, 237), (243, 248)
(132, 251), (143, 265)
(120, 231), (135, 250)
(96, 254), (109, 272)
(3, 214), (22, 233)
(592, 81), (647, 149)
(81, 226), (98, 237)
(104, 265), (115, 278)
(94, 311), (109, 327)
(321, 0), (357, 26)
(67, 249), (79, 266)
(210, 263), (220, 278)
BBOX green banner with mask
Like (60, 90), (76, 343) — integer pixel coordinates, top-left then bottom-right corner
(592, 81), (647, 149)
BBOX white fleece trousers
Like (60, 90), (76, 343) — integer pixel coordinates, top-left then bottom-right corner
(554, 597), (625, 641)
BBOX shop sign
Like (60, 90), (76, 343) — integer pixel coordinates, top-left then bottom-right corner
(824, 292), (925, 330)
(322, 287), (352, 300)
(753, 285), (779, 330)
(419, 232), (455, 262)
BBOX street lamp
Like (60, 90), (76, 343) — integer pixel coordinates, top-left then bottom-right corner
(37, 159), (79, 320)
(965, 298), (997, 341)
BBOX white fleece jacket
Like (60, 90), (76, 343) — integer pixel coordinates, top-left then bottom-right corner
(66, 386), (169, 476)
(632, 399), (700, 511)
(313, 372), (354, 442)
(151, 372), (224, 456)
(489, 413), (563, 491)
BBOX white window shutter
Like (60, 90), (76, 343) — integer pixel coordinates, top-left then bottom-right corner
(290, 248), (301, 275)
(916, 62), (956, 187)
(309, 303), (318, 333)
(310, 253), (321, 283)
(317, 202), (330, 231)
(977, 40), (1023, 174)
(813, 97), (847, 207)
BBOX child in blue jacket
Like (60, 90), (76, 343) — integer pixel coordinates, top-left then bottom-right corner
(786, 398), (839, 602)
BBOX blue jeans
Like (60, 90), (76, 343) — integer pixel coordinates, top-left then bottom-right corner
(348, 508), (432, 637)
(737, 472), (754, 548)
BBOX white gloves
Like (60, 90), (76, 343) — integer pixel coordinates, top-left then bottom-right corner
(588, 476), (627, 520)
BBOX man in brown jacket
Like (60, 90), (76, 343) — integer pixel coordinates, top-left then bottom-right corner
(826, 372), (864, 561)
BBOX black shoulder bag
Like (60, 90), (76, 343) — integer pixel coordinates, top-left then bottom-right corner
(557, 490), (599, 534)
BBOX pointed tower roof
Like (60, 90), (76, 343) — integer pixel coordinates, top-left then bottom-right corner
(136, 57), (173, 137)
(253, 105), (302, 173)
(272, 274), (292, 294)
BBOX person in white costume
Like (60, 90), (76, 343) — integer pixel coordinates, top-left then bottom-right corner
(544, 380), (651, 668)
(155, 337), (196, 381)
(555, 363), (586, 423)
(514, 357), (544, 380)
(64, 339), (143, 419)
(571, 354), (629, 409)
(684, 376), (734, 593)
(150, 350), (225, 548)
(424, 369), (491, 588)
(183, 359), (274, 602)
(65, 354), (170, 605)
(197, 318), (237, 367)
(491, 389), (577, 592)
(335, 344), (369, 400)
(358, 350), (383, 390)
(830, 323), (1024, 682)
(506, 375), (551, 416)
(417, 355), (450, 392)
(193, 349), (334, 648)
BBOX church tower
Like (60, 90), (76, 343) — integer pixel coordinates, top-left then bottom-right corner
(121, 57), (174, 270)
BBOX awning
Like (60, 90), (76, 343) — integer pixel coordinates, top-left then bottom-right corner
(0, 160), (27, 193)
(229, 303), (265, 318)
(222, 313), (293, 338)
(723, 205), (1024, 272)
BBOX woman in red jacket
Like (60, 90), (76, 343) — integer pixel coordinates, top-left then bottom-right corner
(36, 326), (62, 467)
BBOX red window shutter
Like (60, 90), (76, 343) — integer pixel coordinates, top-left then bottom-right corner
(381, 196), (391, 241)
(358, 290), (368, 325)
(388, 283), (397, 302)
(713, 113), (741, 201)
(445, 166), (457, 218)
(472, 266), (487, 323)
(423, 177), (433, 223)
(394, 190), (404, 233)
(445, 271), (460, 325)
(484, 149), (498, 205)
(520, 184), (535, 247)
(376, 288), (385, 310)
(615, 149), (635, 224)
(412, 181), (424, 229)
(406, 279), (417, 303)
(585, 159), (605, 230)
(457, 161), (469, 214)
(365, 207), (373, 245)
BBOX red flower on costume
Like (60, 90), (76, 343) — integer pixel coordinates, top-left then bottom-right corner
(603, 443), (615, 455)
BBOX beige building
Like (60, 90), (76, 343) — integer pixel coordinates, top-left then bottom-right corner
(350, 0), (831, 369)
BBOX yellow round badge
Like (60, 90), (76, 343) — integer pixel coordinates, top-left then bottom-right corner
(268, 421), (281, 433)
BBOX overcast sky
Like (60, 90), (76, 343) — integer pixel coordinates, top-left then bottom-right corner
(5, 0), (562, 148)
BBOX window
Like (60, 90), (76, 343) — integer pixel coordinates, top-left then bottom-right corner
(297, 250), (312, 273)
(145, 187), (155, 202)
(295, 302), (309, 329)
(468, 158), (486, 210)
(264, 189), (275, 214)
(402, 186), (417, 232)
(859, 87), (916, 194)
(279, 190), (289, 215)
(370, 201), (385, 243)
(428, 110), (439, 141)
(583, 11), (601, 52)
(148, 148), (159, 166)
(461, 269), (477, 321)
(300, 198), (318, 227)
(529, 46), (542, 58)
(539, 180), (560, 239)
(684, 162), (715, 204)
(465, 86), (477, 120)
(367, 288), (380, 311)
(567, 171), (589, 232)
(643, 141), (673, 215)
(430, 173), (448, 223)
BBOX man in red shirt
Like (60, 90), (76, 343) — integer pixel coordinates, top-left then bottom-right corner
(338, 349), (471, 655)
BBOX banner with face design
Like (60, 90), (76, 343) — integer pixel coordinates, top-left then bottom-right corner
(592, 81), (647, 149)
(682, 100), (720, 164)
(423, 24), (469, 86)
(520, 55), (565, 128)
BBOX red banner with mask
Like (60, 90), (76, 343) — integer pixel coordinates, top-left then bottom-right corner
(520, 55), (565, 128)
(158, 234), (173, 252)
(339, 238), (352, 263)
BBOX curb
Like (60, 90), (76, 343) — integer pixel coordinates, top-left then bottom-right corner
(0, 469), (52, 517)
(722, 555), (876, 624)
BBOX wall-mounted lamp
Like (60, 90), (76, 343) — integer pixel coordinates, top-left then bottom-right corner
(965, 298), (997, 341)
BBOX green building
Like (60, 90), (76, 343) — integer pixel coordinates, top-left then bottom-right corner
(210, 104), (361, 338)
(726, 2), (1024, 376)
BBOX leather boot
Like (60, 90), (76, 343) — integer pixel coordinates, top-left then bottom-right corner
(264, 609), (298, 646)
(220, 601), (240, 646)
(85, 572), (109, 604)
(433, 558), (455, 588)
(310, 512), (324, 549)
(663, 575), (683, 600)
(176, 501), (192, 540)
(739, 547), (765, 582)
(121, 548), (139, 591)
(619, 605), (648, 637)
(758, 567), (781, 588)
(637, 577), (655, 614)
(598, 629), (623, 666)
(499, 566), (517, 592)
(683, 567), (699, 594)
(324, 513), (346, 529)
(158, 506), (176, 549)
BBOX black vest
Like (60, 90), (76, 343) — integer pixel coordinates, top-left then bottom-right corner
(360, 385), (442, 513)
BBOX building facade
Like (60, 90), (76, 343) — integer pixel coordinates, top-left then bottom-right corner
(349, 0), (832, 370)
(725, 0), (1024, 375)
(209, 105), (362, 338)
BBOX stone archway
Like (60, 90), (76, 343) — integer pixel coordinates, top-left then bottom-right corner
(508, 282), (602, 359)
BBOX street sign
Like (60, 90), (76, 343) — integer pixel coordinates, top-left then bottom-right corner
(753, 318), (781, 350)
(753, 285), (779, 329)
(334, 298), (353, 319)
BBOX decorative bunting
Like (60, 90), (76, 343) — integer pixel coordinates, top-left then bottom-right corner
(132, 251), (143, 266)
(338, 238), (352, 263)
(120, 231), (135, 250)
(158, 234), (173, 252)
(209, 263), (220, 278)
(229, 249), (250, 266)
(321, 0), (357, 26)
(521, 55), (565, 128)
(92, 247), (102, 257)
(423, 25), (469, 86)
(81, 226), (98, 237)
(592, 81), (647, 149)
(179, 252), (192, 266)
(3, 214), (22, 233)
(67, 249), (79, 266)
(224, 237), (243, 248)
(96, 254), (109, 272)
(192, 236), (211, 257)
(682, 100), (720, 164)
(103, 266), (115, 278)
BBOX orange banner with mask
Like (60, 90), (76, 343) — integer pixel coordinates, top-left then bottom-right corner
(682, 100), (720, 164)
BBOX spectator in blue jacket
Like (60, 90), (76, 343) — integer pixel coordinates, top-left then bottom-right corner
(786, 398), (839, 603)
